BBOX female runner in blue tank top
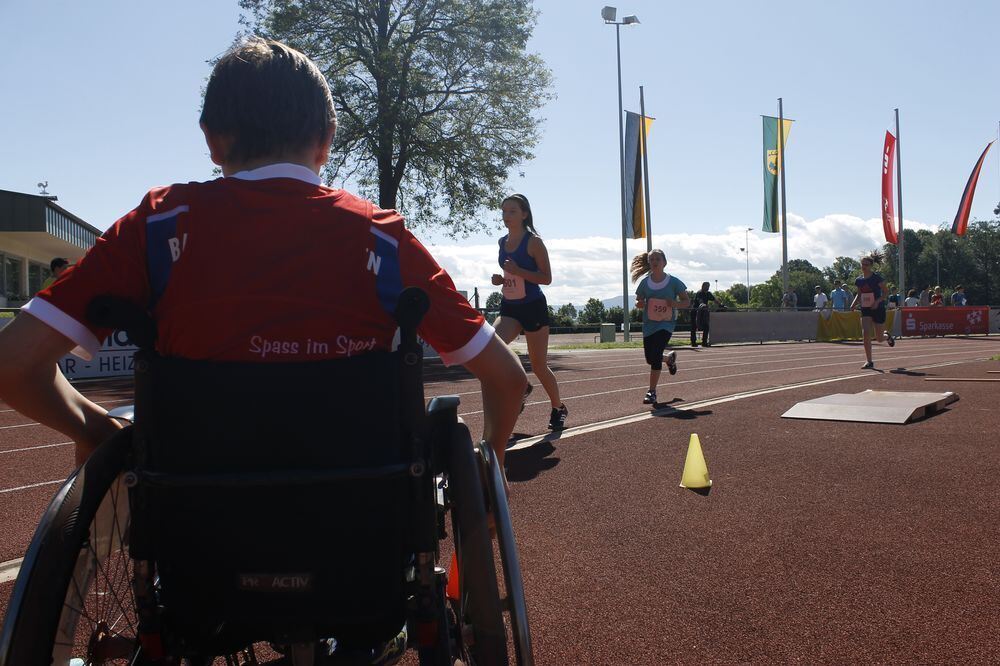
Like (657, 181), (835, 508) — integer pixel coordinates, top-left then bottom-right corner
(849, 251), (895, 369)
(490, 194), (568, 430)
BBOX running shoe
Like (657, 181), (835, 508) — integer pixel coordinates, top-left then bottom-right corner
(548, 404), (568, 430)
(643, 390), (657, 404)
(886, 333), (895, 347)
(862, 360), (874, 369)
(519, 383), (533, 414)
(666, 350), (678, 375)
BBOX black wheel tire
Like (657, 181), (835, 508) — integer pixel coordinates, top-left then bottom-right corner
(0, 428), (137, 666)
(447, 424), (508, 666)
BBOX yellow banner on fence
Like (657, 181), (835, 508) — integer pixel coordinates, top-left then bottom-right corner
(816, 310), (896, 341)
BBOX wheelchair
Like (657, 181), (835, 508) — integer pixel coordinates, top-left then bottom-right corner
(0, 288), (532, 665)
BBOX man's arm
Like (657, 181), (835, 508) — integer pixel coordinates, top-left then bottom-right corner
(0, 313), (122, 465)
(462, 335), (528, 471)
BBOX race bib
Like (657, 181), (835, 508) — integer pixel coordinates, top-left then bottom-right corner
(860, 293), (875, 308)
(647, 298), (673, 322)
(501, 271), (526, 300)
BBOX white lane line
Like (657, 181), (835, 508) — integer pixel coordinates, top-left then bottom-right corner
(423, 346), (847, 383)
(0, 397), (132, 415)
(457, 349), (991, 416)
(504, 358), (974, 452)
(431, 341), (1000, 398)
(0, 423), (41, 431)
(0, 442), (72, 455)
(0, 479), (64, 495)
(0, 557), (24, 584)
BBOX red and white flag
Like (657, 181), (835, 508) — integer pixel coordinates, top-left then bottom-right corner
(881, 131), (898, 244)
(951, 140), (994, 237)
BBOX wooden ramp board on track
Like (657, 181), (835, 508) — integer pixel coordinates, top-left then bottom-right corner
(782, 390), (958, 424)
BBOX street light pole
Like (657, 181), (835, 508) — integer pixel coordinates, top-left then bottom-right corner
(603, 6), (639, 341)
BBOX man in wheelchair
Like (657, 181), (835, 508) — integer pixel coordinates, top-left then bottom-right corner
(0, 37), (530, 665)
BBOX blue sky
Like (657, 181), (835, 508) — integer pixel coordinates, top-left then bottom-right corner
(2, 1), (999, 304)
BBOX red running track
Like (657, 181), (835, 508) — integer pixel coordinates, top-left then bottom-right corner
(1, 337), (998, 662)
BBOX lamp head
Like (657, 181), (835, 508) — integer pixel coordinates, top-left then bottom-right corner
(623, 15), (640, 24)
(601, 6), (617, 21)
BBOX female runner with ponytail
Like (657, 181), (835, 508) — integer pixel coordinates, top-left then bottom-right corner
(490, 194), (568, 430)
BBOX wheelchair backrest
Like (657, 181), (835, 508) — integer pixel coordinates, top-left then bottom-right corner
(129, 351), (416, 651)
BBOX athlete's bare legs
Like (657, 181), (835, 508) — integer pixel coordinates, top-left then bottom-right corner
(524, 326), (561, 408)
(861, 316), (874, 365)
(492, 316), (523, 345)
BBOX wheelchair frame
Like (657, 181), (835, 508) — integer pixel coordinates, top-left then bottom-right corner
(0, 289), (533, 666)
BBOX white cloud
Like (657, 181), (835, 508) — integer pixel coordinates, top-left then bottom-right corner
(427, 214), (938, 306)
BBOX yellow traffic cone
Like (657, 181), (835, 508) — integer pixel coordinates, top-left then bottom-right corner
(679, 433), (712, 489)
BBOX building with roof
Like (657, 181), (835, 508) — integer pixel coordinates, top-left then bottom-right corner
(0, 188), (100, 307)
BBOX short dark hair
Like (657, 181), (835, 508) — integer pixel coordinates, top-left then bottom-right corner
(50, 257), (69, 271)
(200, 37), (336, 164)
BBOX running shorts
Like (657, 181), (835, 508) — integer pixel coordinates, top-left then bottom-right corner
(860, 305), (886, 325)
(643, 329), (672, 369)
(499, 295), (550, 332)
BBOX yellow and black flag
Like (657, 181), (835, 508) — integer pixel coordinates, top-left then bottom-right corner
(624, 111), (654, 238)
(762, 115), (793, 232)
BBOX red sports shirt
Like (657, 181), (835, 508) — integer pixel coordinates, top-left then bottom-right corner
(26, 164), (492, 366)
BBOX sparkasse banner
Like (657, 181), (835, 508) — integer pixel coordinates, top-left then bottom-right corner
(900, 307), (988, 337)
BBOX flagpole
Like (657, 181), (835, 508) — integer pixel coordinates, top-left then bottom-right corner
(640, 86), (653, 252)
(895, 108), (905, 312)
(778, 98), (789, 297)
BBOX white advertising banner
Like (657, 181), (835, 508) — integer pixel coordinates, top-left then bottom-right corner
(59, 331), (138, 380)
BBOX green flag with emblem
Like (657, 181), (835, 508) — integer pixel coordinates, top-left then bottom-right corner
(762, 116), (793, 232)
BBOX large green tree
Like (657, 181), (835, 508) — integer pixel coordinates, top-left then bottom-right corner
(240, 0), (553, 235)
(556, 303), (577, 322)
(881, 221), (999, 303)
(823, 257), (861, 285)
(756, 259), (825, 308)
(578, 298), (608, 324)
(485, 291), (503, 311)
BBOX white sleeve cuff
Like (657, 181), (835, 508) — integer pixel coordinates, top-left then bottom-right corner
(437, 320), (496, 367)
(21, 298), (101, 361)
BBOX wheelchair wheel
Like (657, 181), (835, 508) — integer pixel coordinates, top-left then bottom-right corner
(476, 442), (533, 666)
(0, 429), (138, 666)
(446, 424), (508, 666)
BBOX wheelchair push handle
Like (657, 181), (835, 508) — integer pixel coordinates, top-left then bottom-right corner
(394, 287), (430, 343)
(86, 295), (157, 350)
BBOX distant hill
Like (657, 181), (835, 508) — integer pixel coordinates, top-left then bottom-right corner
(601, 295), (634, 310)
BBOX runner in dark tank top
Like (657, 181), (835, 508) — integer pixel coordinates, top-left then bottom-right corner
(490, 193), (568, 431)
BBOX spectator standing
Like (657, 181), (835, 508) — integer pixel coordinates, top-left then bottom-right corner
(930, 286), (944, 306)
(830, 280), (851, 312)
(38, 257), (70, 293)
(690, 282), (715, 347)
(886, 285), (899, 309)
(918, 285), (931, 306)
(813, 285), (829, 311)
(903, 289), (920, 307)
(951, 285), (967, 306)
(781, 290), (798, 310)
